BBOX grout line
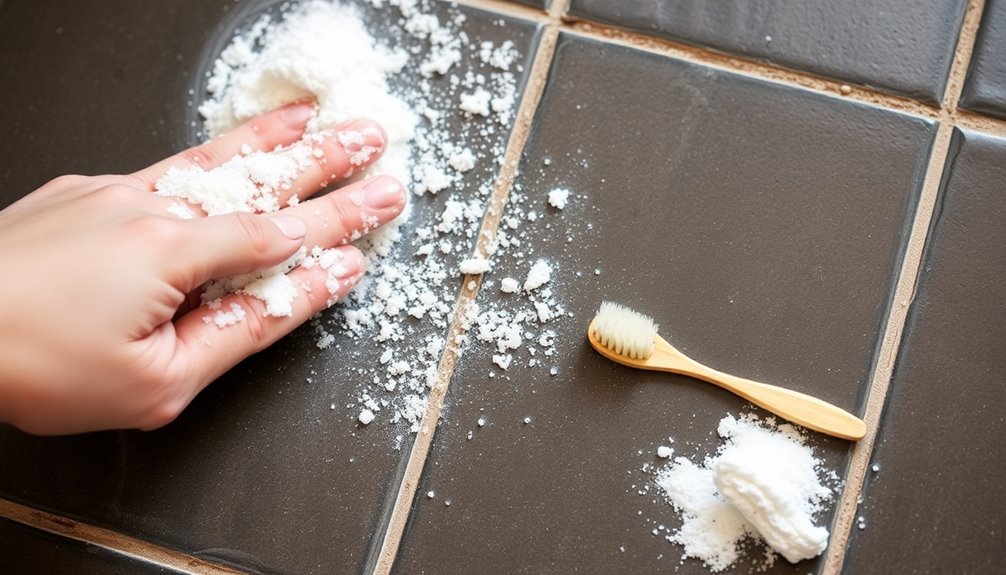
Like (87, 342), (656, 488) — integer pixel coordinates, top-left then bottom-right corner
(5, 0), (1001, 571)
(0, 498), (246, 575)
(370, 17), (563, 575)
(548, 0), (571, 20)
(822, 0), (987, 573)
(447, 0), (551, 22)
(956, 109), (1006, 137)
(561, 20), (941, 121)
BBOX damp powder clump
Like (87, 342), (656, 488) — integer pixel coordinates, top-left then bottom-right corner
(653, 414), (836, 571)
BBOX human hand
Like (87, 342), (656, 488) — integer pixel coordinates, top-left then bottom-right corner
(0, 103), (406, 435)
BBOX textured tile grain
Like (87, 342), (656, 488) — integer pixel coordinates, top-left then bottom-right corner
(393, 34), (936, 574)
(0, 518), (178, 575)
(568, 0), (967, 104)
(960, 0), (1006, 119)
(0, 1), (538, 573)
(841, 129), (1006, 574)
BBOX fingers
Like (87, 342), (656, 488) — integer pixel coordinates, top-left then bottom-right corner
(274, 119), (387, 207)
(172, 246), (366, 389)
(133, 102), (315, 189)
(169, 211), (308, 293)
(280, 175), (406, 248)
(163, 174), (403, 292)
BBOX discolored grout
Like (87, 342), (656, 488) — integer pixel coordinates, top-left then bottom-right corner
(562, 20), (942, 121)
(0, 498), (244, 575)
(370, 7), (566, 575)
(822, 0), (988, 573)
(956, 109), (1006, 137)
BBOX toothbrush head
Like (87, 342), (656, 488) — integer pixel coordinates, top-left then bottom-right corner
(590, 301), (658, 360)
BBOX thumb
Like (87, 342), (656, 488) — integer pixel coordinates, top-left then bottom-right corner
(173, 211), (306, 292)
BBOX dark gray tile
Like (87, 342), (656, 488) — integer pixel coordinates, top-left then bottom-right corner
(0, 1), (538, 574)
(568, 0), (967, 104)
(842, 129), (1006, 574)
(960, 0), (1006, 119)
(514, 0), (548, 8)
(0, 518), (178, 575)
(394, 34), (936, 573)
(0, 0), (220, 201)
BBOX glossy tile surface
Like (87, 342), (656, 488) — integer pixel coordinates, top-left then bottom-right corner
(0, 1), (538, 573)
(841, 130), (1006, 574)
(394, 34), (936, 573)
(568, 0), (967, 104)
(960, 0), (1006, 118)
(0, 519), (177, 575)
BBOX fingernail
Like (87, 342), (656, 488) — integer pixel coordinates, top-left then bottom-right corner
(340, 119), (386, 149)
(271, 215), (306, 240)
(338, 248), (366, 279)
(280, 103), (314, 129)
(325, 248), (367, 302)
(362, 176), (405, 210)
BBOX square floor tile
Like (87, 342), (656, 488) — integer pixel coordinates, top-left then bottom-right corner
(960, 0), (1006, 119)
(841, 129), (1006, 574)
(568, 0), (967, 104)
(393, 33), (936, 573)
(0, 519), (178, 575)
(0, 1), (539, 573)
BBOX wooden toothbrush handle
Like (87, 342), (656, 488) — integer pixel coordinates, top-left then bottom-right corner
(699, 369), (866, 440)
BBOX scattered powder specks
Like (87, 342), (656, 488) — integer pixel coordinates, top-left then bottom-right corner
(448, 148), (476, 172)
(459, 256), (491, 275)
(192, 0), (579, 438)
(499, 277), (519, 293)
(459, 88), (491, 116)
(547, 187), (570, 210)
(203, 301), (247, 328)
(523, 259), (552, 293)
(358, 409), (376, 425)
(241, 273), (299, 317)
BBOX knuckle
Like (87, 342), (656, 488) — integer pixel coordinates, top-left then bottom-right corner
(89, 183), (138, 205)
(233, 212), (276, 259)
(329, 195), (363, 240)
(128, 213), (183, 247)
(239, 300), (272, 351)
(46, 174), (90, 189)
(180, 144), (221, 169)
(142, 399), (186, 430)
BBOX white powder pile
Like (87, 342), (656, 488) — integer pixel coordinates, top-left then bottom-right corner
(199, 0), (417, 183)
(653, 414), (836, 571)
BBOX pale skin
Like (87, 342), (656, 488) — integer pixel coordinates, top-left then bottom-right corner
(0, 102), (405, 435)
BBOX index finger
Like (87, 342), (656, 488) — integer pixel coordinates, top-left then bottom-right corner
(132, 102), (315, 189)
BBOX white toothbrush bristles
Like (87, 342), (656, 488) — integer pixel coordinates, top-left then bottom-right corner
(592, 301), (658, 360)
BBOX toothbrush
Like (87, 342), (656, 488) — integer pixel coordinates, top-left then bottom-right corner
(588, 301), (866, 441)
